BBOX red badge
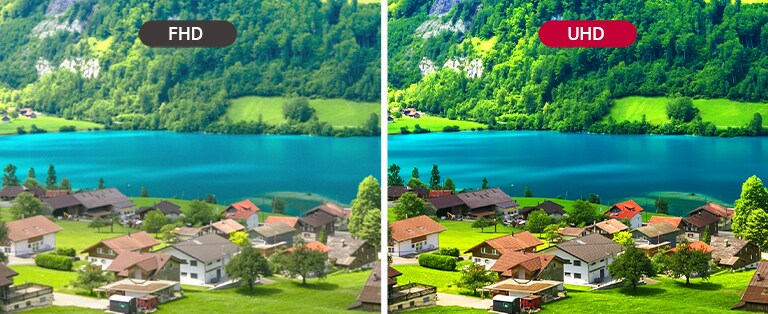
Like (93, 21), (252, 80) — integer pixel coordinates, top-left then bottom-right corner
(538, 20), (637, 48)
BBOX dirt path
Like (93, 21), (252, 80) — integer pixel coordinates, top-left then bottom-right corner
(53, 293), (108, 310)
(436, 293), (492, 309)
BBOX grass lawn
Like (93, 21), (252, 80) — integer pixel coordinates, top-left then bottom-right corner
(129, 197), (199, 214)
(392, 260), (474, 297)
(24, 306), (103, 314)
(403, 306), (488, 313)
(8, 265), (88, 297)
(607, 96), (768, 127)
(0, 116), (103, 135)
(221, 96), (378, 128)
(52, 220), (137, 253)
(437, 220), (523, 254)
(387, 116), (487, 134)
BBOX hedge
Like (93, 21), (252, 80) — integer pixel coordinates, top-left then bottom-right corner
(35, 253), (73, 271)
(438, 247), (460, 257)
(56, 247), (76, 257)
(418, 253), (457, 271)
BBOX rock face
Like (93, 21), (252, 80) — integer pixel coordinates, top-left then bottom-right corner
(419, 57), (483, 79)
(36, 57), (100, 79)
(45, 0), (86, 16)
(416, 19), (468, 39)
(429, 0), (463, 16)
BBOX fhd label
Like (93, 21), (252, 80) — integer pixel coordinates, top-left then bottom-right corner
(139, 21), (237, 48)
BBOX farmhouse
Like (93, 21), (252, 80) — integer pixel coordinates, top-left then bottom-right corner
(221, 200), (260, 229)
(518, 200), (565, 220)
(81, 231), (160, 269)
(387, 265), (437, 312)
(136, 200), (183, 220)
(631, 223), (681, 248)
(690, 202), (733, 230)
(46, 188), (135, 218)
(201, 219), (245, 238)
(464, 232), (544, 268)
(0, 264), (54, 312)
(540, 234), (623, 285)
(264, 216), (300, 229)
(348, 261), (383, 312)
(428, 188), (513, 217)
(0, 186), (26, 201)
(605, 200), (643, 228)
(298, 210), (336, 241)
(487, 252), (566, 282)
(305, 202), (350, 231)
(557, 227), (589, 241)
(732, 261), (768, 312)
(388, 186), (428, 201)
(388, 215), (446, 257)
(156, 234), (239, 285)
(681, 210), (719, 241)
(586, 219), (628, 238)
(249, 222), (297, 248)
(106, 252), (183, 282)
(327, 237), (377, 269)
(710, 236), (761, 269)
(1, 215), (63, 257)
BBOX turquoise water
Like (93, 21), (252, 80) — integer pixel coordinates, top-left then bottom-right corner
(389, 131), (768, 217)
(0, 131), (380, 216)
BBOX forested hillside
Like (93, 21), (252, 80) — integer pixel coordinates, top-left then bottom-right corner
(388, 0), (768, 136)
(0, 0), (380, 135)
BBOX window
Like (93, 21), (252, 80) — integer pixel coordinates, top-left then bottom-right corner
(573, 260), (581, 266)
(565, 272), (571, 277)
(388, 247), (394, 253)
(181, 272), (187, 277)
(39, 297), (46, 302)
(26, 301), (31, 307)
(190, 260), (197, 267)
(217, 259), (221, 263)
(190, 273), (198, 279)
(574, 273), (582, 279)
(423, 297), (430, 302)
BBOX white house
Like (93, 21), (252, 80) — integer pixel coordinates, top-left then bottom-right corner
(605, 200), (644, 229)
(540, 233), (623, 285)
(1, 215), (63, 257)
(388, 215), (446, 257)
(221, 200), (260, 229)
(157, 233), (239, 285)
(81, 231), (159, 270)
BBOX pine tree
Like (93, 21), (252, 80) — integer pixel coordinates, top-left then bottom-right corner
(429, 164), (441, 189)
(46, 164), (57, 189)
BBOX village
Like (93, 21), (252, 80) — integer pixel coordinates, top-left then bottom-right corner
(0, 171), (382, 314)
(385, 171), (768, 314)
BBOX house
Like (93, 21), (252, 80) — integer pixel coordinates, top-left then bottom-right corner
(389, 215), (446, 257)
(587, 219), (628, 238)
(557, 227), (589, 241)
(305, 202), (350, 231)
(327, 236), (377, 269)
(0, 264), (54, 312)
(483, 278), (562, 303)
(666, 241), (714, 259)
(172, 227), (203, 242)
(710, 236), (761, 269)
(98, 278), (180, 303)
(2, 215), (63, 257)
(487, 251), (566, 282)
(298, 210), (336, 241)
(0, 186), (25, 201)
(46, 188), (135, 218)
(427, 195), (465, 218)
(136, 200), (183, 221)
(681, 210), (719, 241)
(387, 264), (437, 312)
(428, 188), (513, 217)
(44, 195), (81, 218)
(249, 222), (297, 248)
(540, 234), (623, 285)
(518, 201), (566, 220)
(264, 216), (300, 229)
(222, 200), (260, 229)
(388, 186), (428, 201)
(631, 223), (681, 248)
(44, 190), (69, 198)
(732, 261), (768, 312)
(81, 231), (160, 269)
(690, 202), (733, 230)
(1, 116), (9, 124)
(348, 261), (383, 312)
(156, 234), (239, 285)
(648, 216), (683, 229)
(428, 190), (453, 198)
(387, 115), (394, 123)
(201, 219), (245, 238)
(464, 232), (544, 268)
(604, 200), (644, 229)
(106, 252), (183, 282)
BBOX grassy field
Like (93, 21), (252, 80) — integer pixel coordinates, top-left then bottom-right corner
(387, 116), (487, 134)
(392, 260), (473, 297)
(221, 96), (378, 128)
(618, 191), (731, 218)
(0, 116), (103, 135)
(607, 96), (768, 127)
(53, 220), (137, 253)
(403, 306), (488, 313)
(24, 306), (103, 314)
(9, 265), (85, 297)
(129, 197), (199, 214)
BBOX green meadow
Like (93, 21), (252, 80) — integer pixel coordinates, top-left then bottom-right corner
(608, 96), (768, 127)
(387, 116), (487, 134)
(221, 96), (378, 128)
(0, 116), (103, 135)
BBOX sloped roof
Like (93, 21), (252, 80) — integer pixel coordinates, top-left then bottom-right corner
(0, 264), (18, 286)
(0, 186), (25, 198)
(738, 261), (768, 304)
(171, 233), (239, 263)
(456, 188), (512, 209)
(429, 190), (453, 198)
(73, 188), (133, 209)
(668, 241), (714, 254)
(593, 219), (629, 234)
(390, 215), (446, 242)
(106, 252), (178, 277)
(691, 202), (730, 218)
(388, 186), (409, 198)
(327, 237), (371, 264)
(348, 261), (381, 309)
(711, 236), (753, 262)
(684, 211), (720, 228)
(648, 216), (683, 228)
(251, 222), (296, 238)
(152, 200), (182, 215)
(174, 227), (202, 237)
(427, 195), (464, 209)
(81, 231), (159, 254)
(307, 202), (347, 218)
(606, 200), (643, 220)
(45, 195), (81, 209)
(209, 219), (245, 234)
(558, 227), (587, 237)
(265, 216), (300, 229)
(465, 232), (543, 254)
(286, 241), (331, 253)
(489, 252), (557, 277)
(555, 233), (623, 263)
(6, 215), (63, 242)
(300, 210), (337, 228)
(45, 190), (69, 198)
(520, 200), (565, 216)
(224, 200), (260, 220)
(633, 223), (680, 237)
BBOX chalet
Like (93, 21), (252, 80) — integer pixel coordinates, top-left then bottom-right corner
(605, 200), (643, 229)
(264, 216), (300, 229)
(1, 116), (9, 124)
(348, 261), (383, 312)
(249, 222), (297, 248)
(427, 195), (465, 217)
(487, 252), (566, 282)
(732, 261), (768, 312)
(201, 219), (245, 238)
(540, 234), (623, 285)
(327, 237), (377, 269)
(387, 264), (437, 312)
(98, 279), (179, 303)
(681, 210), (719, 241)
(0, 264), (54, 312)
(428, 188), (514, 217)
(172, 227), (203, 242)
(518, 201), (565, 220)
(47, 188), (135, 218)
(0, 186), (25, 201)
(305, 202), (350, 231)
(221, 200), (260, 229)
(2, 215), (63, 257)
(666, 241), (714, 259)
(299, 210), (336, 241)
(106, 252), (183, 282)
(631, 223), (681, 248)
(389, 215), (446, 257)
(136, 200), (183, 221)
(690, 202), (733, 230)
(483, 278), (562, 304)
(81, 231), (160, 269)
(557, 227), (589, 241)
(464, 232), (544, 269)
(156, 234), (239, 285)
(587, 219), (628, 238)
(388, 186), (428, 201)
(285, 241), (331, 255)
(710, 236), (761, 269)
(648, 216), (683, 229)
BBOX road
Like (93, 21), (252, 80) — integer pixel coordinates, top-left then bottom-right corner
(436, 293), (492, 309)
(53, 293), (108, 310)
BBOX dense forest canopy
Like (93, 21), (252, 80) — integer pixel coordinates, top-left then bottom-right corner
(0, 0), (380, 134)
(388, 0), (768, 136)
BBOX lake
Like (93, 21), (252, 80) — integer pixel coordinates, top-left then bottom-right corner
(389, 131), (768, 217)
(0, 131), (380, 216)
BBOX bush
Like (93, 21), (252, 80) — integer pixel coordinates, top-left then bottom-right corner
(59, 125), (77, 132)
(35, 253), (73, 271)
(439, 247), (460, 257)
(56, 247), (76, 257)
(443, 125), (460, 132)
(418, 253), (457, 271)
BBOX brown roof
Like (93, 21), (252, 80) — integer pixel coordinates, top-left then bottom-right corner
(106, 252), (178, 277)
(739, 261), (768, 304)
(390, 215), (446, 242)
(81, 231), (160, 254)
(73, 188), (133, 210)
(265, 216), (300, 228)
(307, 202), (347, 218)
(0, 264), (18, 286)
(174, 227), (202, 237)
(711, 236), (753, 262)
(593, 219), (629, 234)
(691, 202), (730, 218)
(427, 195), (464, 210)
(519, 200), (566, 216)
(251, 223), (296, 238)
(558, 227), (587, 237)
(429, 190), (453, 198)
(633, 223), (680, 238)
(0, 186), (25, 198)
(489, 252), (557, 277)
(6, 215), (63, 242)
(456, 188), (512, 209)
(388, 186), (409, 198)
(348, 261), (381, 309)
(209, 219), (245, 234)
(648, 216), (683, 228)
(465, 231), (543, 254)
(300, 211), (337, 228)
(168, 233), (239, 263)
(484, 279), (561, 294)
(44, 195), (81, 209)
(554, 233), (623, 263)
(684, 211), (720, 228)
(138, 200), (183, 216)
(45, 190), (69, 198)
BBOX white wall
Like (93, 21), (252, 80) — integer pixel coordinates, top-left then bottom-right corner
(161, 247), (231, 285)
(390, 234), (440, 257)
(543, 247), (614, 286)
(6, 233), (57, 257)
(630, 215), (642, 229)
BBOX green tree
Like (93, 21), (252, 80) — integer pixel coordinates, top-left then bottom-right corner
(732, 176), (768, 237)
(544, 223), (561, 245)
(701, 225), (711, 244)
(457, 263), (498, 295)
(97, 178), (105, 189)
(225, 245), (272, 290)
(185, 200), (217, 226)
(411, 167), (419, 179)
(271, 197), (285, 214)
(667, 244), (711, 284)
(748, 112), (763, 135)
(587, 194), (601, 204)
(349, 176), (380, 242)
(361, 209), (381, 248)
(88, 217), (110, 233)
(387, 164), (404, 186)
(143, 210), (168, 236)
(443, 177), (455, 193)
(392, 192), (426, 220)
(23, 178), (43, 190)
(406, 178), (427, 189)
(429, 164), (441, 189)
(140, 185), (149, 197)
(317, 227), (328, 244)
(481, 177), (489, 190)
(0, 222), (9, 264)
(524, 184), (533, 197)
(613, 231), (635, 248)
(9, 193), (44, 220)
(655, 198), (669, 214)
(2, 164), (19, 187)
(744, 209), (768, 249)
(608, 246), (655, 293)
(27, 167), (35, 180)
(46, 164), (57, 189)
(229, 231), (250, 246)
(471, 216), (494, 233)
(568, 200), (597, 227)
(205, 194), (217, 204)
(666, 97), (699, 122)
(71, 263), (114, 295)
(526, 210), (550, 233)
(284, 241), (327, 285)
(283, 97), (315, 122)
(60, 178), (72, 191)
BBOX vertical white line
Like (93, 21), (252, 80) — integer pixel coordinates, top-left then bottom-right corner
(380, 0), (389, 311)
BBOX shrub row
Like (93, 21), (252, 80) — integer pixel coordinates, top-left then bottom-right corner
(35, 253), (73, 271)
(56, 247), (76, 257)
(418, 253), (456, 271)
(438, 247), (460, 257)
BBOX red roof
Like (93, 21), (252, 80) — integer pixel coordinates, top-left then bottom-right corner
(648, 216), (683, 228)
(429, 190), (453, 198)
(668, 241), (715, 254)
(265, 216), (299, 229)
(6, 215), (63, 242)
(223, 200), (260, 220)
(389, 215), (446, 242)
(606, 200), (644, 220)
(489, 252), (557, 277)
(286, 241), (331, 253)
(691, 202), (730, 218)
(465, 232), (543, 254)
